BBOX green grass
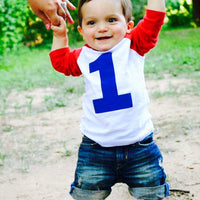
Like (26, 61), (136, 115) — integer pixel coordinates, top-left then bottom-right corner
(0, 40), (85, 91)
(0, 47), (64, 91)
(145, 27), (200, 77)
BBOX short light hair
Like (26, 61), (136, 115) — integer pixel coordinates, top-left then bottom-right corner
(78, 0), (132, 26)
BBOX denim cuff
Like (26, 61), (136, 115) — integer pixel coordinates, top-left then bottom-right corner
(70, 183), (111, 200)
(129, 182), (170, 200)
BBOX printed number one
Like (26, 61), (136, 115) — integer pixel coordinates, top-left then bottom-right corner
(89, 52), (133, 114)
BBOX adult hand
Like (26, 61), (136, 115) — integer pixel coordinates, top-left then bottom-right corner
(28, 0), (75, 29)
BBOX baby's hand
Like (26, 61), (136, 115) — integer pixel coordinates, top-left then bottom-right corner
(51, 16), (68, 38)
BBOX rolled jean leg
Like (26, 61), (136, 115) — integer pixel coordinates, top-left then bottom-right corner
(70, 184), (111, 200)
(129, 183), (170, 200)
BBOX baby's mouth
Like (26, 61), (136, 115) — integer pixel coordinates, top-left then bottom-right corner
(96, 36), (112, 40)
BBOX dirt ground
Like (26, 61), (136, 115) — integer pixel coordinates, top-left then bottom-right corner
(0, 76), (200, 200)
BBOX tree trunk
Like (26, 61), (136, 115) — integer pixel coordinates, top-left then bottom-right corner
(193, 0), (200, 26)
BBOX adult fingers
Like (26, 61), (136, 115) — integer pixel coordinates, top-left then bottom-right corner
(66, 0), (76, 10)
(36, 11), (51, 29)
(47, 0), (76, 26)
(57, 2), (67, 21)
(59, 0), (75, 24)
(28, 1), (51, 28)
(60, 2), (74, 24)
(45, 3), (62, 26)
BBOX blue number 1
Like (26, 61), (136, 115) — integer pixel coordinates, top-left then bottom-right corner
(89, 52), (133, 114)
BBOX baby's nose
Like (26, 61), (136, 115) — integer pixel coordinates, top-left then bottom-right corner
(97, 22), (108, 32)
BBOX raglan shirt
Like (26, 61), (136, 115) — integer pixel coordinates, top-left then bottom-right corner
(50, 9), (166, 147)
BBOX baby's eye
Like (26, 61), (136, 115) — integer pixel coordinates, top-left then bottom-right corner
(87, 21), (95, 25)
(108, 18), (117, 23)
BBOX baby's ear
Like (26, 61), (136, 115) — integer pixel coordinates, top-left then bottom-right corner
(127, 21), (134, 33)
(77, 26), (83, 35)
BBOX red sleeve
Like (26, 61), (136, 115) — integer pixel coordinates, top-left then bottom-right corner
(49, 47), (82, 76)
(127, 9), (165, 56)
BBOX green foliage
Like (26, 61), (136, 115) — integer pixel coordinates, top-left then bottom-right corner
(0, 0), (53, 55)
(0, 0), (29, 54)
(67, 0), (83, 43)
(23, 9), (53, 47)
(131, 0), (146, 24)
(166, 0), (193, 27)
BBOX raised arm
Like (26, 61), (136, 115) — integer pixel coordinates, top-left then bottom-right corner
(147, 0), (166, 12)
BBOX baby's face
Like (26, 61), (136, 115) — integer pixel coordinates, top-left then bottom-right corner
(78, 0), (130, 51)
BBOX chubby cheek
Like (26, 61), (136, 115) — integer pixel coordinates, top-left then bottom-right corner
(117, 26), (127, 37)
(80, 27), (93, 39)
